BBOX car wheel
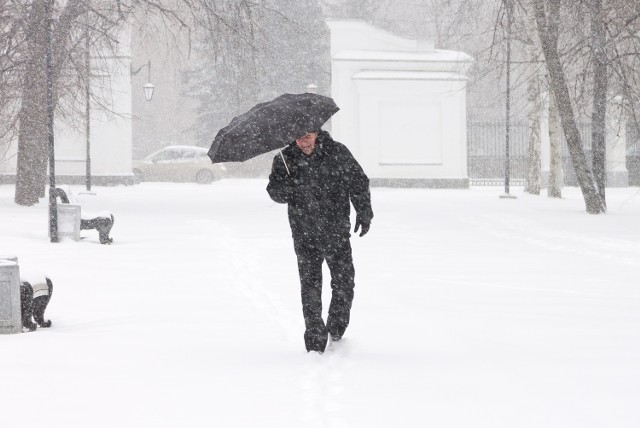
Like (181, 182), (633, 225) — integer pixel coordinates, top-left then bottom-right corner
(195, 169), (214, 184)
(133, 169), (144, 184)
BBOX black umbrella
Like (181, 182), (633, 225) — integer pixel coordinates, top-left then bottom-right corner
(208, 93), (339, 164)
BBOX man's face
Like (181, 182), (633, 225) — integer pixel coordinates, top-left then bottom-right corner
(295, 132), (318, 155)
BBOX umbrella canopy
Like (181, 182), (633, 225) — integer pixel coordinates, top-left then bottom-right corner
(208, 93), (339, 163)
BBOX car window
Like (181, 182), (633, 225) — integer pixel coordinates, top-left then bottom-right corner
(182, 149), (209, 160)
(152, 149), (181, 161)
(150, 152), (168, 162)
(182, 150), (199, 159)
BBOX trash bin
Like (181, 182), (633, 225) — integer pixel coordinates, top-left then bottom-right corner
(0, 259), (22, 334)
(57, 204), (81, 241)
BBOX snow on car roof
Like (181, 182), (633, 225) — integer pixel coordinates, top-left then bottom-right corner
(162, 145), (208, 152)
(141, 145), (208, 159)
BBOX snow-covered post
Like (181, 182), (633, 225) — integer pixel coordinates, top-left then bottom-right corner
(606, 95), (629, 187)
(0, 257), (22, 334)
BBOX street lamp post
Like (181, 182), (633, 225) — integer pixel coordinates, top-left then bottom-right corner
(85, 29), (91, 191)
(500, 0), (517, 199)
(46, 0), (58, 242)
(132, 60), (154, 101)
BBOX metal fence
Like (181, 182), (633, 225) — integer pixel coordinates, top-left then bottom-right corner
(467, 121), (529, 185)
(467, 121), (640, 186)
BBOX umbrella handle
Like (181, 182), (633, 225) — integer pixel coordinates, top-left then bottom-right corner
(279, 150), (291, 176)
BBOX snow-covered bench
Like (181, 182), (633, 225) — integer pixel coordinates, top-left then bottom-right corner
(0, 256), (53, 333)
(54, 187), (115, 244)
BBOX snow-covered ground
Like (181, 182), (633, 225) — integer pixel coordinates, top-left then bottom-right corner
(1, 180), (639, 428)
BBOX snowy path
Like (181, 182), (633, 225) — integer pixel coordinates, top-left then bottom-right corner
(1, 181), (639, 428)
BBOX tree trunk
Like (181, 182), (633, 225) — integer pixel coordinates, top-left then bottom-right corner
(534, 0), (605, 213)
(548, 89), (563, 197)
(15, 0), (49, 206)
(591, 0), (607, 208)
(525, 50), (542, 194)
(14, 0), (85, 206)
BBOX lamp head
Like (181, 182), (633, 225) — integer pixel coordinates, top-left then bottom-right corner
(143, 82), (154, 101)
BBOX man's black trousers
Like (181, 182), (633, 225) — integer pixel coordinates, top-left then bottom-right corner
(294, 236), (355, 349)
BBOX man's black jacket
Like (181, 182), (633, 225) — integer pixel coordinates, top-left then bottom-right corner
(267, 131), (373, 245)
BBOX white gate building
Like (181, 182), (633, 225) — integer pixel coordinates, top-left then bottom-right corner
(328, 21), (473, 187)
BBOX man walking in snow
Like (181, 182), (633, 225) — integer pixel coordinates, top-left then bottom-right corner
(267, 130), (373, 353)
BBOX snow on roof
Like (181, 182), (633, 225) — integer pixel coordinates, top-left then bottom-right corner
(333, 49), (473, 64)
(352, 70), (469, 81)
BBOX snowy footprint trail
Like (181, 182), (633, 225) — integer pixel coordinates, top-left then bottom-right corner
(213, 220), (301, 345)
(299, 339), (355, 428)
(211, 212), (354, 427)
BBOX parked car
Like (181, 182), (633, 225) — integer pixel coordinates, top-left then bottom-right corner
(133, 146), (225, 184)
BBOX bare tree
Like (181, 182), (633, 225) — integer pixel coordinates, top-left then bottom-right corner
(525, 64), (542, 194)
(14, 1), (53, 204)
(183, 0), (329, 152)
(534, 0), (605, 213)
(521, 3), (544, 195)
(548, 88), (563, 197)
(5, 0), (126, 205)
(604, 1), (640, 149)
(5, 0), (272, 205)
(589, 0), (607, 206)
(0, 2), (21, 168)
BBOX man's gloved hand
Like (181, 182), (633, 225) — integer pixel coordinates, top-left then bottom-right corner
(354, 215), (371, 237)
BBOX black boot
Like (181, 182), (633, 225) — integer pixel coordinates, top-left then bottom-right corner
(326, 316), (348, 342)
(304, 326), (328, 353)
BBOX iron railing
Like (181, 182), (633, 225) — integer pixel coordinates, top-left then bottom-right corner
(467, 121), (640, 186)
(467, 121), (529, 185)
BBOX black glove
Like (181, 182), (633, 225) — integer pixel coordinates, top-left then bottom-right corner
(354, 216), (371, 237)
